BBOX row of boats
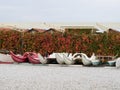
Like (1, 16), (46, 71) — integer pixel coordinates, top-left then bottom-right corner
(0, 51), (119, 66)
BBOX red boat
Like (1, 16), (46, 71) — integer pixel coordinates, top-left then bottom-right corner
(27, 52), (41, 64)
(10, 51), (28, 63)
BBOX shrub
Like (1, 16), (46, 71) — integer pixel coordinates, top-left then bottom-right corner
(0, 30), (119, 56)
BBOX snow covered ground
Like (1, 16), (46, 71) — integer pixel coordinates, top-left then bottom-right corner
(0, 64), (120, 90)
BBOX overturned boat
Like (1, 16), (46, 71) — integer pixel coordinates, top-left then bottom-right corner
(63, 54), (75, 65)
(0, 53), (14, 64)
(10, 51), (28, 63)
(55, 53), (65, 64)
(28, 52), (40, 64)
(38, 53), (48, 64)
(80, 53), (100, 66)
(80, 53), (92, 66)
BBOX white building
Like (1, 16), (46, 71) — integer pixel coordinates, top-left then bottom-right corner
(0, 22), (120, 33)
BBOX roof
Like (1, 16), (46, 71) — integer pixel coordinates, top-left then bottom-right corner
(44, 28), (58, 33)
(96, 23), (120, 33)
(108, 28), (120, 33)
(0, 27), (21, 32)
(0, 27), (12, 31)
(25, 28), (46, 33)
(61, 26), (94, 29)
(0, 22), (120, 33)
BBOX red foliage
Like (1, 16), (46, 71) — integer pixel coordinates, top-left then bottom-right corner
(0, 30), (120, 56)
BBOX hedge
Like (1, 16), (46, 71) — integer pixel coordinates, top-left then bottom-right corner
(0, 30), (120, 56)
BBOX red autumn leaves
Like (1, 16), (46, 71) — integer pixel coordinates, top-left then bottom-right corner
(0, 30), (120, 56)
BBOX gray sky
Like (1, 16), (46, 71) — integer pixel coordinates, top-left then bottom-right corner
(0, 0), (120, 22)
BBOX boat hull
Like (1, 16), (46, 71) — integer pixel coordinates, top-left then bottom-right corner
(63, 54), (75, 65)
(0, 53), (14, 63)
(10, 51), (28, 63)
(55, 53), (64, 64)
(38, 53), (47, 64)
(28, 53), (40, 64)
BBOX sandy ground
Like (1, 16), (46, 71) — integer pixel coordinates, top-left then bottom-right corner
(0, 64), (120, 90)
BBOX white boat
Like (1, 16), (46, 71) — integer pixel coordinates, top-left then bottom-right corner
(38, 53), (47, 64)
(63, 53), (69, 57)
(0, 53), (14, 64)
(68, 53), (73, 58)
(67, 53), (81, 60)
(108, 54), (119, 66)
(91, 60), (100, 66)
(55, 53), (65, 64)
(108, 57), (120, 67)
(48, 53), (56, 58)
(90, 53), (100, 66)
(63, 54), (75, 65)
(107, 60), (116, 66)
(89, 53), (96, 61)
(80, 53), (92, 66)
(116, 58), (120, 68)
(72, 53), (81, 60)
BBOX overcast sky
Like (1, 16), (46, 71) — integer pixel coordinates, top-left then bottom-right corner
(0, 0), (120, 22)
